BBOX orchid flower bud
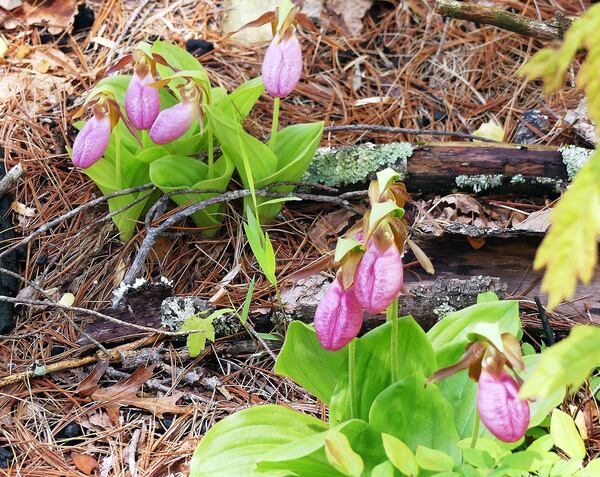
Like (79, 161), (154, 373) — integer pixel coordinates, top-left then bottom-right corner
(477, 370), (530, 442)
(314, 278), (363, 351)
(261, 31), (302, 98)
(149, 100), (198, 145)
(125, 70), (160, 130)
(72, 112), (111, 169)
(354, 241), (403, 314)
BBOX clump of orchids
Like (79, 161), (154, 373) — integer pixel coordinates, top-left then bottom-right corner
(315, 169), (410, 351)
(69, 0), (322, 242)
(430, 332), (531, 443)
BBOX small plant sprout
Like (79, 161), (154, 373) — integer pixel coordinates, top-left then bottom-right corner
(429, 332), (531, 443)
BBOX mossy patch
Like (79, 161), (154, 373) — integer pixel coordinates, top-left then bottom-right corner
(303, 142), (413, 187)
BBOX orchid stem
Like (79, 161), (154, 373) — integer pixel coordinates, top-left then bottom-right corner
(270, 97), (280, 147)
(470, 412), (481, 448)
(207, 128), (214, 179)
(387, 297), (399, 382)
(348, 339), (357, 419)
(115, 125), (122, 187)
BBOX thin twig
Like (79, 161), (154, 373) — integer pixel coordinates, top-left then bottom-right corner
(323, 124), (499, 143)
(435, 0), (567, 41)
(0, 163), (23, 198)
(0, 184), (154, 261)
(123, 187), (362, 286)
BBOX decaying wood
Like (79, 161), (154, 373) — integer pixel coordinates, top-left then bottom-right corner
(281, 234), (599, 332)
(435, 0), (569, 40)
(309, 141), (572, 195)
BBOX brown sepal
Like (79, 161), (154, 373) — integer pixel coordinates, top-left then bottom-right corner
(223, 10), (277, 39)
(428, 341), (486, 384)
(294, 12), (318, 32)
(389, 217), (409, 253)
(368, 179), (381, 206)
(406, 238), (435, 275)
(501, 333), (525, 371)
(340, 249), (364, 289)
(101, 53), (133, 78)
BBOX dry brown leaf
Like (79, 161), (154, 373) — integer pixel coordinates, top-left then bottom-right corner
(77, 360), (109, 397)
(308, 209), (355, 253)
(71, 452), (98, 475)
(305, 0), (373, 36)
(513, 209), (551, 233)
(11, 201), (35, 217)
(126, 391), (187, 418)
(439, 194), (483, 215)
(2, 0), (78, 34)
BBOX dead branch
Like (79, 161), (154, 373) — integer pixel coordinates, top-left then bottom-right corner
(435, 0), (570, 40)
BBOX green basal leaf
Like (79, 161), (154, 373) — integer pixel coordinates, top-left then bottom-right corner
(461, 447), (495, 469)
(367, 373), (460, 464)
(550, 409), (586, 461)
(223, 77), (265, 121)
(497, 450), (545, 472)
(527, 434), (554, 454)
(381, 434), (418, 477)
(334, 238), (364, 263)
(549, 458), (582, 477)
(367, 201), (405, 238)
(256, 420), (367, 477)
(330, 317), (436, 424)
(274, 321), (346, 404)
(520, 326), (600, 400)
(435, 342), (478, 439)
(190, 405), (328, 477)
(415, 446), (454, 472)
(427, 298), (521, 356)
(134, 146), (169, 164)
(324, 429), (364, 477)
(370, 461), (396, 477)
(579, 458), (600, 477)
(458, 437), (510, 463)
(149, 154), (233, 236)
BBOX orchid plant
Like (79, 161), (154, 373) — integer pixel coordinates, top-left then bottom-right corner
(189, 171), (598, 477)
(70, 6), (322, 242)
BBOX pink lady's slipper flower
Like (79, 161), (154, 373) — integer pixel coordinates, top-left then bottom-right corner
(150, 100), (198, 145)
(261, 32), (303, 98)
(477, 370), (530, 442)
(315, 278), (363, 351)
(354, 241), (403, 314)
(72, 112), (111, 169)
(125, 69), (160, 130)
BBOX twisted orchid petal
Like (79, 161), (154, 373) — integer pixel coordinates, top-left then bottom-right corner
(477, 370), (530, 442)
(72, 114), (111, 169)
(261, 33), (302, 98)
(314, 278), (363, 351)
(354, 242), (403, 313)
(149, 101), (197, 144)
(125, 71), (160, 130)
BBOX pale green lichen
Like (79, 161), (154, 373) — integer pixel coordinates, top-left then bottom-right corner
(433, 303), (456, 320)
(533, 176), (565, 193)
(510, 174), (525, 184)
(455, 174), (503, 193)
(560, 145), (593, 181)
(304, 142), (413, 187)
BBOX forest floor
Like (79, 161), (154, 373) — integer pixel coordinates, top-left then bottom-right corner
(0, 0), (597, 475)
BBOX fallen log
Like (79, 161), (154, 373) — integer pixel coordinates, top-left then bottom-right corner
(304, 141), (586, 195)
(434, 0), (570, 41)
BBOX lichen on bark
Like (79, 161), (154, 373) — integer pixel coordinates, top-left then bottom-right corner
(303, 142), (413, 187)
